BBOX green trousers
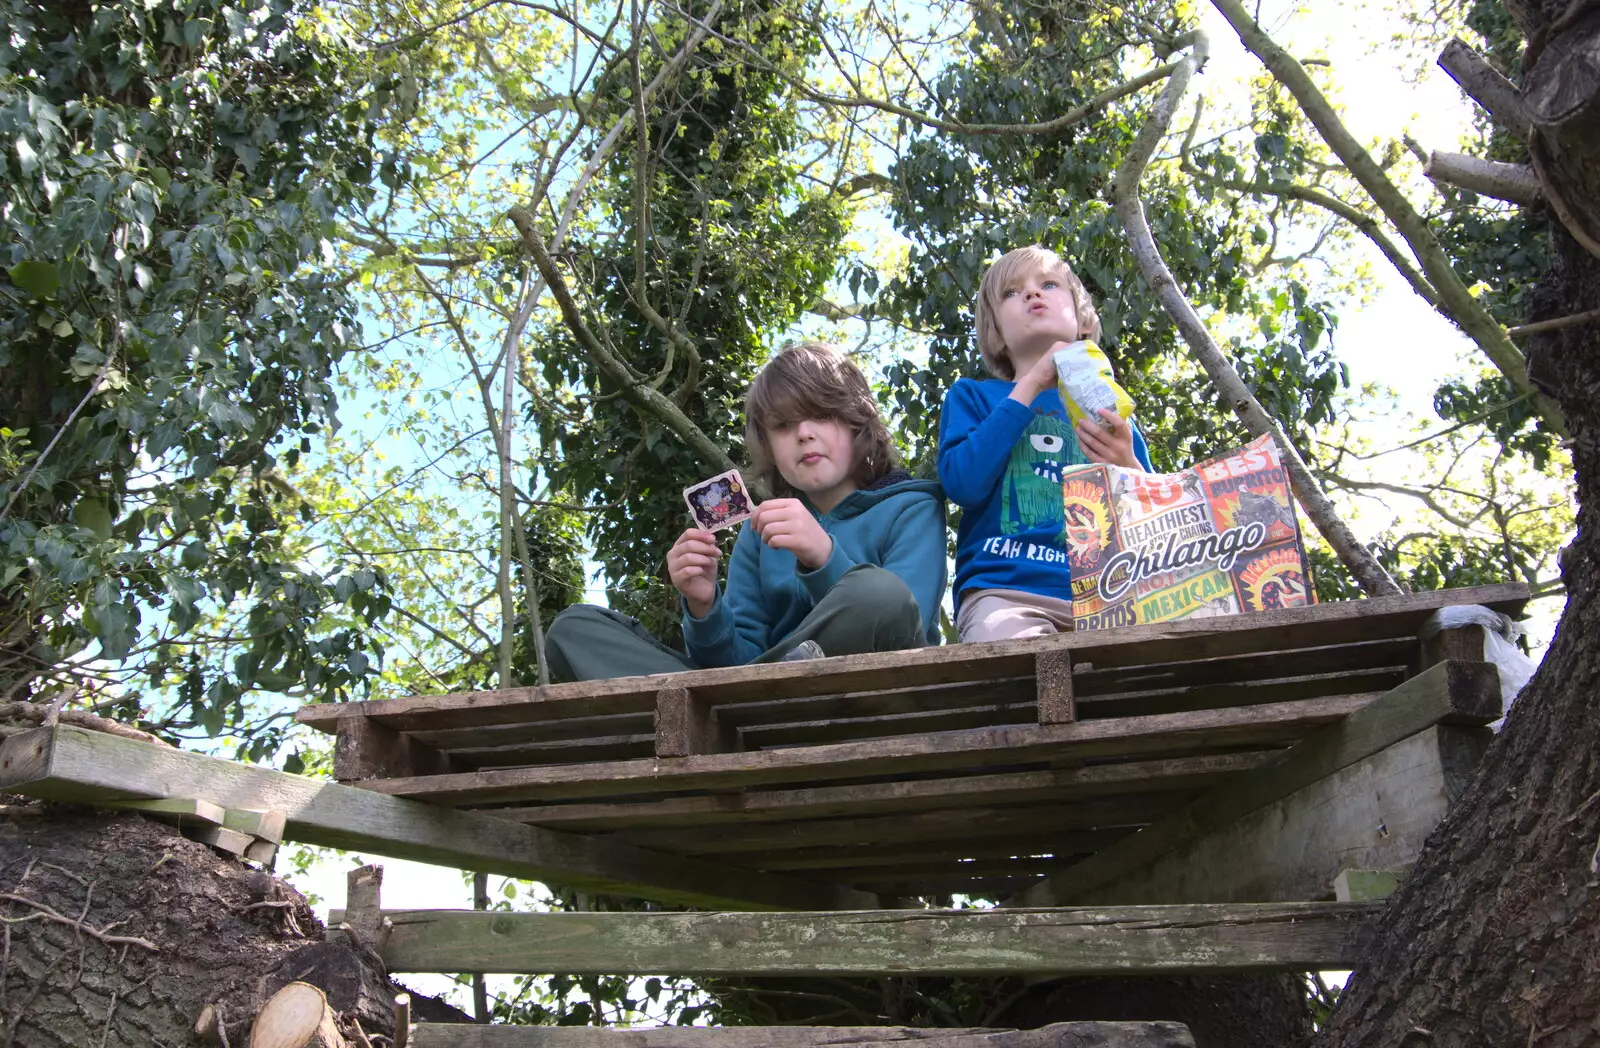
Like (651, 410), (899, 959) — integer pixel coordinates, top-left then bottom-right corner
(544, 565), (927, 683)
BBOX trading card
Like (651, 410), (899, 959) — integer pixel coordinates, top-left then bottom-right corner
(684, 468), (754, 532)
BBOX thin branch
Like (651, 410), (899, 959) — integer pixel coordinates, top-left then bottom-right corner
(1208, 0), (1565, 438)
(1506, 307), (1600, 339)
(1112, 31), (1402, 597)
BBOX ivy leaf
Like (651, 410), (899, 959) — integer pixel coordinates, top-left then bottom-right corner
(8, 260), (60, 298)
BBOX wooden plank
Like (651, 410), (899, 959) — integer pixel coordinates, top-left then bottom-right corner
(297, 584), (1527, 734)
(655, 687), (736, 758)
(407, 1021), (1198, 1048)
(1035, 651), (1075, 725)
(99, 797), (227, 826)
(0, 726), (879, 912)
(225, 808), (288, 843)
(336, 712), (463, 781)
(408, 712), (656, 750)
(1075, 726), (1490, 905)
(1005, 660), (1500, 907)
(451, 735), (656, 767)
(751, 831), (1135, 871)
(1071, 637), (1414, 695)
(718, 679), (1036, 731)
(483, 753), (1272, 831)
(332, 902), (1375, 976)
(186, 824), (254, 857)
(739, 703), (1037, 750)
(1076, 666), (1407, 719)
(361, 694), (1375, 806)
(607, 799), (1179, 855)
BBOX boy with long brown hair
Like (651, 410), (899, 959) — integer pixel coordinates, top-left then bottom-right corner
(546, 341), (946, 680)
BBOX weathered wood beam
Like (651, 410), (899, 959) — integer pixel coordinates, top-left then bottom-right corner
(1035, 650), (1075, 724)
(1005, 660), (1500, 907)
(1073, 725), (1489, 905)
(358, 693), (1376, 806)
(1424, 151), (1541, 205)
(0, 725), (878, 912)
(296, 583), (1528, 735)
(406, 1021), (1198, 1048)
(655, 686), (737, 757)
(484, 752), (1271, 830)
(336, 712), (464, 781)
(326, 902), (1374, 976)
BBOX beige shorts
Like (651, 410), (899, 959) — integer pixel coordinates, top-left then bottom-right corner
(956, 588), (1076, 643)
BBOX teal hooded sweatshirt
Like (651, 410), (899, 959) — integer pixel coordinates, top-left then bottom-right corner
(682, 472), (947, 667)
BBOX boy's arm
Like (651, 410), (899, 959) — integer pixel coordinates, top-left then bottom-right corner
(682, 526), (773, 667)
(937, 379), (1037, 508)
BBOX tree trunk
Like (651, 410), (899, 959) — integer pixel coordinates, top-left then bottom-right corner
(0, 802), (439, 1048)
(1318, 4), (1600, 1045)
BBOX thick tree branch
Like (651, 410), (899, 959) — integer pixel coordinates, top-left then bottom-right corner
(1423, 151), (1542, 206)
(1113, 34), (1403, 598)
(1437, 37), (1534, 141)
(1209, 0), (1568, 438)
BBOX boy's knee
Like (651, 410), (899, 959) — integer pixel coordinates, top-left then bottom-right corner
(836, 566), (920, 627)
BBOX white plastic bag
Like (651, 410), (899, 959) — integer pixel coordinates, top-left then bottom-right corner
(1420, 605), (1536, 729)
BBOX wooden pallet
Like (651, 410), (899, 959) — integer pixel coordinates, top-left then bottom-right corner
(297, 584), (1525, 900)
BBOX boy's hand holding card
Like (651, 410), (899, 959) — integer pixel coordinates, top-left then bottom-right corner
(683, 469), (753, 532)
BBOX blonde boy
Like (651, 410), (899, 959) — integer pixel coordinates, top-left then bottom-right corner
(937, 246), (1151, 642)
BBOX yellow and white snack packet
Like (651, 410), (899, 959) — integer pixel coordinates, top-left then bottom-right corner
(1052, 339), (1135, 430)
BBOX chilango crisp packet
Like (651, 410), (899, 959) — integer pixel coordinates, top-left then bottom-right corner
(1066, 433), (1314, 631)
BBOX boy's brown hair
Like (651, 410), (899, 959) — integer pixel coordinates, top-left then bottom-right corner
(744, 341), (898, 499)
(975, 245), (1103, 379)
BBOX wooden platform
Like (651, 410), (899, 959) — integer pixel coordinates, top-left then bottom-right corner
(298, 585), (1524, 902)
(403, 1021), (1198, 1047)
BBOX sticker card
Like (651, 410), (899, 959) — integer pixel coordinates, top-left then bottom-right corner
(684, 468), (754, 532)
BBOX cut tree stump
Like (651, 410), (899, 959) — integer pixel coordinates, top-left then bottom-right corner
(250, 981), (349, 1048)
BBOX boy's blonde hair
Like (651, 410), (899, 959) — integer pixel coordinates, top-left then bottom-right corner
(744, 341), (898, 499)
(975, 245), (1103, 380)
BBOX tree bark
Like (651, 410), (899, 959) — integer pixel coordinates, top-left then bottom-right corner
(1318, 5), (1600, 1044)
(0, 803), (434, 1048)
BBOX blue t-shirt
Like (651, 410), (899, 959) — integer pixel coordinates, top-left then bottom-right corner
(937, 378), (1152, 609)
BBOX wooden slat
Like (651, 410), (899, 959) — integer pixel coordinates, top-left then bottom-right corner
(1071, 637), (1415, 694)
(297, 584), (1527, 735)
(1075, 666), (1407, 719)
(718, 678), (1036, 730)
(361, 695), (1374, 807)
(406, 712), (656, 750)
(329, 902), (1376, 976)
(407, 1021), (1198, 1048)
(1036, 651), (1075, 725)
(482, 752), (1273, 830)
(750, 831), (1135, 871)
(336, 712), (462, 781)
(605, 799), (1178, 855)
(99, 797), (227, 825)
(1006, 660), (1501, 907)
(656, 686), (737, 758)
(0, 726), (878, 912)
(449, 735), (656, 768)
(740, 703), (1037, 749)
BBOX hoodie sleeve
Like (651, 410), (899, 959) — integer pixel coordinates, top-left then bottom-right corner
(938, 379), (1036, 509)
(877, 493), (947, 642)
(682, 524), (773, 667)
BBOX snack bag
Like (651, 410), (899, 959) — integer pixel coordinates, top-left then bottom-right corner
(1067, 433), (1315, 630)
(1052, 339), (1135, 431)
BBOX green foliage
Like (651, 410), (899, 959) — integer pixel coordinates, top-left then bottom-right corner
(0, 0), (391, 744)
(534, 0), (850, 641)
